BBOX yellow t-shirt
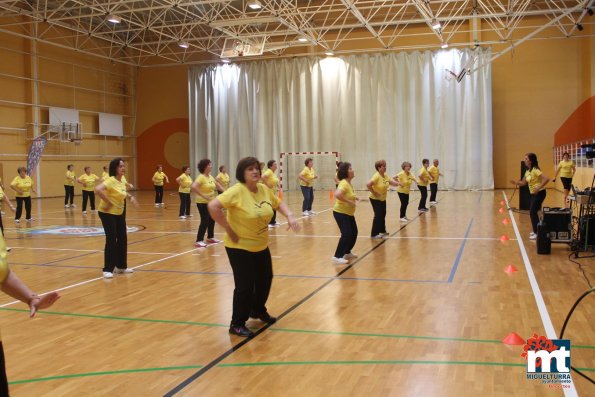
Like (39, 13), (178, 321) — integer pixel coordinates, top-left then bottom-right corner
(216, 172), (230, 190)
(262, 169), (279, 194)
(0, 185), (4, 201)
(333, 179), (356, 216)
(98, 177), (127, 216)
(299, 167), (316, 187)
(417, 167), (430, 187)
(178, 174), (192, 193)
(10, 175), (33, 198)
(558, 160), (575, 178)
(369, 171), (390, 201)
(79, 174), (99, 192)
(153, 171), (167, 186)
(0, 234), (9, 283)
(217, 183), (280, 252)
(65, 170), (76, 186)
(395, 171), (415, 194)
(101, 171), (109, 181)
(428, 165), (439, 184)
(194, 174), (217, 204)
(525, 168), (543, 194)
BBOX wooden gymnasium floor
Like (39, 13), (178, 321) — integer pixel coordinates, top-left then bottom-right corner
(0, 189), (593, 396)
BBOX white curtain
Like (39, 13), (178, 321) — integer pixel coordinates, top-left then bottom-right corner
(189, 48), (493, 190)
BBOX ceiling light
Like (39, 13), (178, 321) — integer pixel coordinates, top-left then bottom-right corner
(107, 14), (121, 24)
(298, 37), (308, 42)
(325, 51), (334, 56)
(222, 58), (231, 63)
(441, 42), (448, 49)
(247, 0), (262, 10)
(431, 19), (441, 30)
(178, 41), (189, 49)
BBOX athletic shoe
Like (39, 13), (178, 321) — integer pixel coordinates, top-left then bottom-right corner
(114, 267), (134, 274)
(372, 234), (384, 239)
(400, 217), (408, 222)
(206, 238), (222, 244)
(155, 203), (160, 207)
(302, 211), (309, 216)
(195, 241), (207, 248)
(229, 325), (254, 337)
(187, 214), (193, 217)
(332, 257), (349, 264)
(380, 232), (389, 236)
(308, 211), (316, 215)
(249, 312), (277, 324)
(268, 224), (274, 228)
(179, 215), (187, 219)
(26, 218), (33, 222)
(418, 208), (428, 212)
(103, 272), (114, 279)
(64, 204), (70, 208)
(429, 201), (437, 205)
(70, 204), (76, 208)
(274, 221), (281, 226)
(343, 253), (358, 259)
(6, 247), (11, 252)
(14, 219), (20, 224)
(529, 232), (537, 240)
(82, 211), (87, 215)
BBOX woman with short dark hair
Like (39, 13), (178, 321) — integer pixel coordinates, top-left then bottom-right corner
(176, 166), (192, 219)
(64, 164), (76, 208)
(394, 162), (416, 222)
(77, 166), (100, 214)
(332, 162), (359, 264)
(10, 167), (35, 223)
(152, 164), (169, 206)
(553, 152), (575, 207)
(511, 153), (550, 240)
(367, 160), (398, 238)
(417, 159), (432, 212)
(298, 158), (318, 216)
(192, 159), (224, 247)
(262, 160), (280, 227)
(216, 165), (230, 193)
(209, 157), (300, 337)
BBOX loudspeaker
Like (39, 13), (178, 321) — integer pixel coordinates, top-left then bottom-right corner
(542, 207), (571, 242)
(537, 221), (551, 254)
(579, 216), (595, 246)
(519, 161), (531, 210)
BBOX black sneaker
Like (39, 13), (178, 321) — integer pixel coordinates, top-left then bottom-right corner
(229, 325), (254, 337)
(250, 312), (277, 324)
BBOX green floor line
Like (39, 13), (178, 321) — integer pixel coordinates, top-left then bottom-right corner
(2, 307), (594, 350)
(9, 365), (203, 385)
(8, 361), (594, 385)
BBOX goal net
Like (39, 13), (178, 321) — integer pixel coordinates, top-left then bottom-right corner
(279, 152), (340, 191)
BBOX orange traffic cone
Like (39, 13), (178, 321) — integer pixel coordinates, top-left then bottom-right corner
(500, 200), (505, 206)
(329, 189), (334, 202)
(500, 235), (510, 242)
(499, 207), (505, 214)
(502, 332), (525, 345)
(504, 265), (518, 274)
(502, 218), (510, 225)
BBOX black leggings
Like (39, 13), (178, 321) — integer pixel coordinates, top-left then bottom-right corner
(154, 185), (164, 203)
(370, 198), (386, 236)
(398, 192), (409, 218)
(179, 192), (191, 216)
(196, 203), (215, 241)
(333, 211), (358, 258)
(429, 183), (438, 202)
(0, 342), (8, 397)
(98, 211), (127, 272)
(82, 190), (95, 211)
(15, 197), (31, 220)
(418, 186), (428, 210)
(64, 185), (74, 205)
(225, 247), (273, 326)
(530, 190), (547, 233)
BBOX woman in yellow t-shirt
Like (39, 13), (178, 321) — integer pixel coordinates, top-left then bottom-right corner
(417, 159), (433, 212)
(428, 159), (444, 204)
(332, 162), (360, 264)
(511, 153), (550, 240)
(64, 164), (76, 208)
(216, 165), (230, 193)
(176, 166), (192, 219)
(553, 152), (576, 206)
(262, 160), (281, 227)
(95, 158), (138, 278)
(192, 159), (224, 247)
(208, 157), (300, 337)
(10, 167), (35, 223)
(0, 184), (15, 244)
(152, 164), (169, 207)
(366, 159), (399, 238)
(101, 166), (109, 182)
(394, 161), (416, 222)
(77, 166), (100, 214)
(298, 158), (318, 216)
(0, 233), (60, 393)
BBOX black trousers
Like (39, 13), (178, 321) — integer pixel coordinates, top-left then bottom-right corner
(269, 209), (277, 225)
(15, 197), (31, 220)
(418, 186), (428, 210)
(179, 192), (191, 216)
(398, 192), (409, 218)
(82, 190), (96, 211)
(429, 183), (438, 202)
(530, 190), (547, 233)
(0, 342), (8, 397)
(0, 210), (3, 236)
(225, 247), (273, 326)
(196, 203), (215, 241)
(64, 185), (74, 205)
(154, 185), (164, 203)
(333, 211), (358, 258)
(370, 198), (386, 236)
(300, 186), (314, 211)
(98, 211), (127, 272)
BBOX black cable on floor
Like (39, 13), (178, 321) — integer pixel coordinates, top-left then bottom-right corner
(559, 287), (595, 385)
(568, 253), (594, 289)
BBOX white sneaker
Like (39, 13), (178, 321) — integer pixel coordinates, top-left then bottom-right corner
(64, 204), (70, 208)
(429, 201), (437, 205)
(206, 238), (222, 244)
(6, 247), (11, 252)
(179, 215), (187, 219)
(332, 257), (349, 264)
(26, 218), (33, 222)
(529, 232), (537, 240)
(103, 272), (114, 279)
(155, 203), (160, 207)
(71, 204), (76, 208)
(343, 253), (358, 259)
(302, 211), (309, 216)
(372, 234), (384, 239)
(400, 217), (408, 222)
(195, 241), (207, 248)
(14, 219), (20, 224)
(268, 224), (274, 228)
(114, 268), (133, 274)
(308, 211), (316, 215)
(380, 232), (389, 236)
(82, 211), (87, 215)
(187, 214), (193, 217)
